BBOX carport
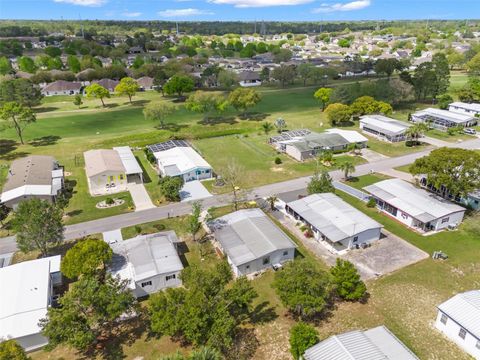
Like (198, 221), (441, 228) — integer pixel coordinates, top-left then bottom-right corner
(113, 146), (143, 184)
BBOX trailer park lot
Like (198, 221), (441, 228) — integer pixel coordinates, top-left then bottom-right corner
(0, 85), (479, 360)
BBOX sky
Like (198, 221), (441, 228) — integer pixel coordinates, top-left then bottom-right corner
(0, 0), (479, 22)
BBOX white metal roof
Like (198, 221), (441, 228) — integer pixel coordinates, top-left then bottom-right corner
(109, 231), (183, 285)
(1, 185), (52, 203)
(113, 146), (143, 175)
(212, 208), (297, 266)
(360, 115), (410, 136)
(448, 101), (480, 113)
(364, 179), (465, 222)
(304, 325), (419, 360)
(0, 256), (60, 340)
(437, 290), (480, 339)
(287, 193), (382, 242)
(413, 108), (475, 124)
(325, 129), (368, 143)
(153, 146), (211, 176)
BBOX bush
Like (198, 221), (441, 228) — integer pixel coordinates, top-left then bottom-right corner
(144, 148), (156, 164)
(154, 223), (166, 231)
(330, 258), (367, 301)
(289, 323), (319, 360)
(135, 225), (142, 234)
(366, 198), (377, 208)
(274, 157), (282, 165)
(105, 197), (114, 205)
(304, 229), (314, 238)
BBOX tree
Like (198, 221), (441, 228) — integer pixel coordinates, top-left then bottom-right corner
(330, 258), (366, 301)
(374, 58), (399, 78)
(143, 101), (176, 129)
(115, 77), (139, 103)
(221, 161), (245, 211)
(17, 56), (37, 73)
(289, 322), (319, 360)
(272, 259), (331, 319)
(12, 198), (63, 257)
(0, 340), (29, 360)
(159, 176), (184, 202)
(217, 70), (239, 89)
(45, 46), (62, 58)
(350, 96), (392, 117)
(313, 87), (332, 111)
(339, 159), (355, 180)
(0, 56), (12, 75)
(266, 195), (278, 211)
(307, 171), (335, 194)
(405, 122), (428, 145)
(0, 79), (43, 108)
(185, 91), (228, 119)
(466, 52), (480, 76)
(437, 93), (453, 110)
(149, 262), (257, 354)
(40, 274), (137, 352)
(61, 238), (113, 279)
(432, 53), (450, 97)
(272, 65), (296, 88)
(274, 117), (286, 133)
(0, 101), (36, 144)
(187, 201), (202, 241)
(297, 63), (314, 86)
(410, 148), (480, 199)
(324, 103), (351, 126)
(164, 75), (194, 98)
(228, 87), (261, 115)
(273, 48), (292, 63)
(67, 55), (81, 73)
(261, 122), (274, 135)
(73, 94), (83, 108)
(85, 83), (110, 107)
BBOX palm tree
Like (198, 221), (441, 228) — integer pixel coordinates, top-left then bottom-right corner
(347, 142), (362, 155)
(405, 123), (429, 146)
(261, 121), (274, 135)
(339, 160), (356, 180)
(189, 347), (222, 360)
(266, 195), (278, 211)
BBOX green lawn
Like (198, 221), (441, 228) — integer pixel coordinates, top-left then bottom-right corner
(343, 173), (392, 190)
(364, 135), (431, 157)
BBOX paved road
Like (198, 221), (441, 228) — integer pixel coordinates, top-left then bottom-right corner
(1, 138), (479, 255)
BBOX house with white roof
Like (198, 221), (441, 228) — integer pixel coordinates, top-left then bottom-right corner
(324, 128), (368, 146)
(84, 146), (143, 196)
(359, 115), (410, 142)
(1, 155), (64, 209)
(304, 325), (419, 360)
(283, 193), (382, 253)
(109, 231), (183, 298)
(0, 256), (62, 352)
(364, 179), (466, 232)
(147, 140), (212, 182)
(448, 101), (480, 116)
(435, 290), (480, 359)
(411, 108), (477, 130)
(210, 208), (296, 277)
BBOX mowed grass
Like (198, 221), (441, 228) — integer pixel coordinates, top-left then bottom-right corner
(344, 173), (392, 190)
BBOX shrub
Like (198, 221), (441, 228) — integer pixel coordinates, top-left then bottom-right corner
(105, 197), (114, 205)
(135, 225), (142, 234)
(304, 229), (314, 238)
(366, 198), (377, 208)
(144, 148), (156, 164)
(330, 258), (367, 301)
(154, 223), (166, 231)
(274, 157), (282, 165)
(289, 323), (319, 360)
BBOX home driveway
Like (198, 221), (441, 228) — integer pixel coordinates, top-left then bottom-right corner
(102, 229), (123, 244)
(128, 183), (155, 211)
(361, 148), (390, 162)
(421, 136), (452, 147)
(180, 180), (212, 203)
(378, 168), (415, 182)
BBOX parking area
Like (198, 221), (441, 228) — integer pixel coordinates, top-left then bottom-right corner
(343, 230), (429, 280)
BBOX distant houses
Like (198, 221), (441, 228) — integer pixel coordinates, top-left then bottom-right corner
(303, 325), (419, 360)
(238, 71), (262, 87)
(92, 78), (119, 93)
(136, 76), (155, 91)
(84, 146), (143, 196)
(359, 114), (410, 142)
(42, 80), (82, 96)
(269, 129), (367, 162)
(435, 290), (480, 360)
(210, 208), (296, 277)
(147, 140), (213, 183)
(109, 231), (183, 298)
(411, 108), (477, 130)
(0, 155), (64, 209)
(0, 256), (62, 352)
(364, 179), (466, 232)
(282, 193), (383, 253)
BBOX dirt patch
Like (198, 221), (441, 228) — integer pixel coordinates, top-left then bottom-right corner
(270, 167), (285, 172)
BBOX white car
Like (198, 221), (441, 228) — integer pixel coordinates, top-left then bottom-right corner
(463, 128), (477, 135)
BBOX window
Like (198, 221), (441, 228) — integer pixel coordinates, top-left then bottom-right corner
(440, 314), (448, 325)
(245, 265), (250, 269)
(263, 257), (270, 265)
(109, 176), (114, 182)
(141, 281), (152, 288)
(283, 250), (289, 256)
(476, 341), (480, 350)
(458, 328), (467, 340)
(442, 217), (450, 224)
(353, 236), (359, 243)
(166, 274), (176, 281)
(119, 174), (124, 180)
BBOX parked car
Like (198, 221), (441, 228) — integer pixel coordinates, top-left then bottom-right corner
(463, 128), (477, 135)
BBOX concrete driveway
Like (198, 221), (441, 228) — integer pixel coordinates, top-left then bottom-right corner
(128, 183), (155, 211)
(361, 148), (390, 162)
(180, 180), (212, 202)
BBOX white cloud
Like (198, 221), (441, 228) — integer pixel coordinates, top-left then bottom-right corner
(312, 0), (370, 13)
(208, 0), (314, 8)
(158, 8), (214, 17)
(53, 0), (106, 6)
(122, 11), (142, 17)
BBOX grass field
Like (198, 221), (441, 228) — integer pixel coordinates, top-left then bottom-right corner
(344, 173), (392, 190)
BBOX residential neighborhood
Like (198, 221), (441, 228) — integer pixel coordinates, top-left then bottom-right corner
(0, 12), (479, 360)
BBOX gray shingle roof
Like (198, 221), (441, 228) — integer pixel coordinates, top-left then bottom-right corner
(437, 290), (480, 339)
(211, 209), (296, 266)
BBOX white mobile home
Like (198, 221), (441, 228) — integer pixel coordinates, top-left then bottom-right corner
(448, 101), (480, 116)
(364, 179), (466, 232)
(109, 231), (183, 298)
(0, 256), (62, 352)
(284, 193), (382, 253)
(211, 208), (296, 277)
(411, 108), (477, 130)
(359, 114), (410, 142)
(435, 290), (480, 359)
